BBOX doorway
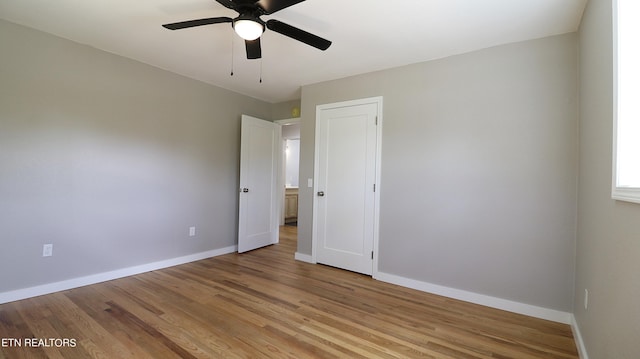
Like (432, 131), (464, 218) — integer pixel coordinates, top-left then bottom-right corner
(276, 118), (300, 228)
(312, 97), (383, 276)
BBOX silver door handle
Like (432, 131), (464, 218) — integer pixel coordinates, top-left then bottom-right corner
(242, 188), (249, 193)
(317, 191), (325, 197)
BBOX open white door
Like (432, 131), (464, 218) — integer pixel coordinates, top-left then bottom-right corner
(314, 98), (382, 275)
(238, 115), (281, 253)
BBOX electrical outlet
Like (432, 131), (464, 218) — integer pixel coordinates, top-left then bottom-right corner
(43, 244), (53, 257)
(584, 289), (589, 310)
(189, 226), (196, 237)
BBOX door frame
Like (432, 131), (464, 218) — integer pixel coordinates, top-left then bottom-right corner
(275, 117), (301, 226)
(311, 96), (383, 277)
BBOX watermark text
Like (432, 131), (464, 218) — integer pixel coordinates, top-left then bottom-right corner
(1, 337), (77, 348)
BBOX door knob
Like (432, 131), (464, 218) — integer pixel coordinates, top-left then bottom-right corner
(317, 191), (325, 197)
(242, 188), (249, 193)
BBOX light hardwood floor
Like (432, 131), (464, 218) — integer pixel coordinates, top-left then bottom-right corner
(0, 226), (578, 358)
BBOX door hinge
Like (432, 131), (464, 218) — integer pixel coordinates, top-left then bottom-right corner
(371, 251), (374, 259)
(375, 116), (378, 125)
(373, 184), (376, 192)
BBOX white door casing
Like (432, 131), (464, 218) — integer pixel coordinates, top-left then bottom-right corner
(238, 115), (281, 253)
(313, 97), (382, 275)
(275, 117), (301, 226)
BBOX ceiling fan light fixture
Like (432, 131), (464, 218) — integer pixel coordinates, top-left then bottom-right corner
(162, 0), (333, 60)
(234, 18), (264, 40)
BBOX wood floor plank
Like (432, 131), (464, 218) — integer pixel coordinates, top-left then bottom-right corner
(32, 293), (137, 359)
(0, 226), (578, 358)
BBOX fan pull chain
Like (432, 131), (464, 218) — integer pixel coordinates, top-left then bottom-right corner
(230, 30), (234, 76)
(259, 58), (263, 83)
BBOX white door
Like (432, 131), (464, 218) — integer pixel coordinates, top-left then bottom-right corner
(314, 98), (381, 275)
(238, 115), (281, 253)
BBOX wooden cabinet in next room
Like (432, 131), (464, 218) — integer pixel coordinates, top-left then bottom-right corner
(285, 188), (298, 223)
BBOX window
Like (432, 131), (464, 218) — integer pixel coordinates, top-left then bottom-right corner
(613, 0), (640, 203)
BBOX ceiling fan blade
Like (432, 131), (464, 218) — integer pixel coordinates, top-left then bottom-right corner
(258, 0), (305, 14)
(162, 17), (232, 30)
(245, 38), (262, 59)
(214, 0), (237, 11)
(266, 19), (331, 50)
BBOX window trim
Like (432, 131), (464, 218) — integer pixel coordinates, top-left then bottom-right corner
(612, 0), (640, 204)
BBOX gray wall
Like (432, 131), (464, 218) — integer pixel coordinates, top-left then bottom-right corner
(575, 0), (640, 357)
(0, 19), (272, 293)
(298, 34), (578, 312)
(271, 99), (301, 120)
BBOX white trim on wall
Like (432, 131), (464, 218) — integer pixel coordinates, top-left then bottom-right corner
(275, 117), (301, 126)
(0, 245), (237, 305)
(294, 252), (314, 263)
(375, 271), (572, 324)
(571, 315), (590, 359)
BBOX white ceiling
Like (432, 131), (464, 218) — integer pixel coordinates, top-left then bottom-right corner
(0, 0), (587, 103)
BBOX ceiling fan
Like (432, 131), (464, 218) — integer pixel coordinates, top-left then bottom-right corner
(162, 0), (332, 60)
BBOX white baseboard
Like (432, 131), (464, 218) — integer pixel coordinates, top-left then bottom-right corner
(0, 245), (237, 305)
(375, 271), (572, 324)
(294, 252), (314, 263)
(571, 315), (589, 359)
